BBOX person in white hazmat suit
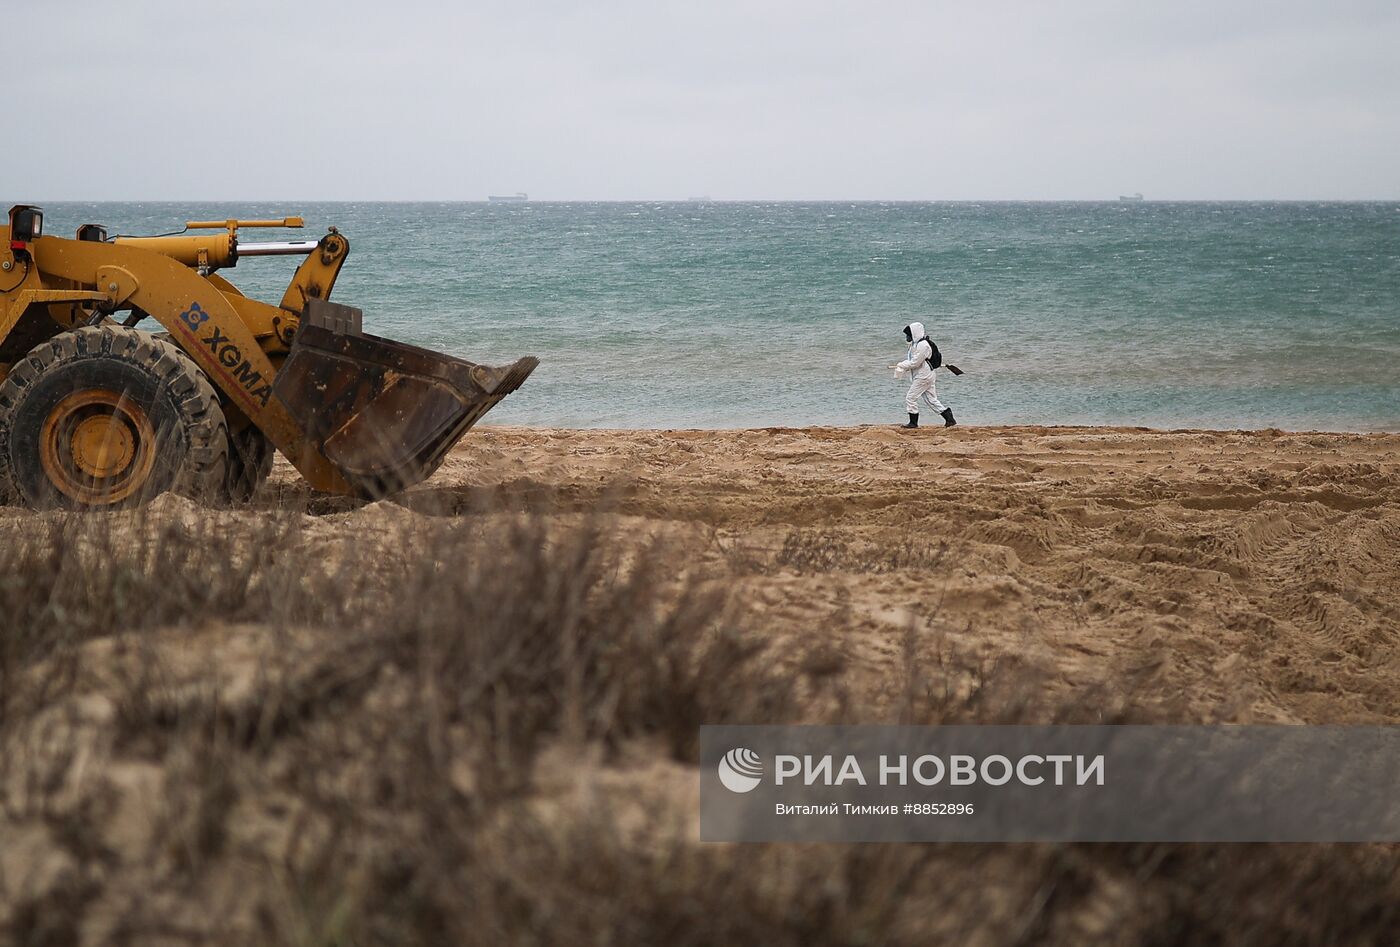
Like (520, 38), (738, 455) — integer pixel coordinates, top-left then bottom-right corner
(893, 322), (956, 428)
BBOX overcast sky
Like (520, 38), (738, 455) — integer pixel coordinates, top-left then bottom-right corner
(10, 0), (1399, 200)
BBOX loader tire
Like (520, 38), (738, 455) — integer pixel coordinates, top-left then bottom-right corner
(0, 326), (229, 510)
(225, 424), (275, 502)
(155, 329), (273, 502)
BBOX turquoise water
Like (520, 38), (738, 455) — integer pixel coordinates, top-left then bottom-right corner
(36, 201), (1400, 431)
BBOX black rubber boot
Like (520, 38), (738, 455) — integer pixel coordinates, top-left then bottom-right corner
(902, 413), (919, 429)
(941, 408), (957, 427)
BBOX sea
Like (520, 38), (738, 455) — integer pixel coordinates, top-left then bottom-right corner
(33, 201), (1400, 431)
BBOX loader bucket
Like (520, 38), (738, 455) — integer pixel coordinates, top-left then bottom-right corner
(273, 299), (537, 497)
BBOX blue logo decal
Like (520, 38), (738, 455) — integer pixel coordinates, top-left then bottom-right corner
(179, 301), (209, 332)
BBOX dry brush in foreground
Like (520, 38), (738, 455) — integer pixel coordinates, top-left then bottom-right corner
(0, 497), (1396, 946)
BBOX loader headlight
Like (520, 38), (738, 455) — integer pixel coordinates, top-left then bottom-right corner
(9, 205), (43, 244)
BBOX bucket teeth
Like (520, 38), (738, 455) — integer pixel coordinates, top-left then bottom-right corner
(469, 357), (538, 396)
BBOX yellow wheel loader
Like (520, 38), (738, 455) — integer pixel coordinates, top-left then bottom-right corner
(0, 205), (536, 509)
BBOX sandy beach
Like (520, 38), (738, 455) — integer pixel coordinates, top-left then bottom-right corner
(4, 424), (1399, 943)
(419, 424), (1400, 724)
(13, 0), (1399, 938)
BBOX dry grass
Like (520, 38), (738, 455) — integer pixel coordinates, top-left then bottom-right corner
(0, 498), (1397, 946)
(711, 526), (952, 576)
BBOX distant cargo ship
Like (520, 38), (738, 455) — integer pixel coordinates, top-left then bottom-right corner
(488, 192), (528, 203)
(1118, 192), (1144, 202)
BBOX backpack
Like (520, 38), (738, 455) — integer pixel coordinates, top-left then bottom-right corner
(919, 336), (942, 370)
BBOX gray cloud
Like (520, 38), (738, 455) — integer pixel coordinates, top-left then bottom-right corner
(9, 0), (1398, 199)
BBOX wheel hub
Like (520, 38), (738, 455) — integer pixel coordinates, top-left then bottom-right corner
(40, 389), (157, 505)
(70, 414), (137, 477)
